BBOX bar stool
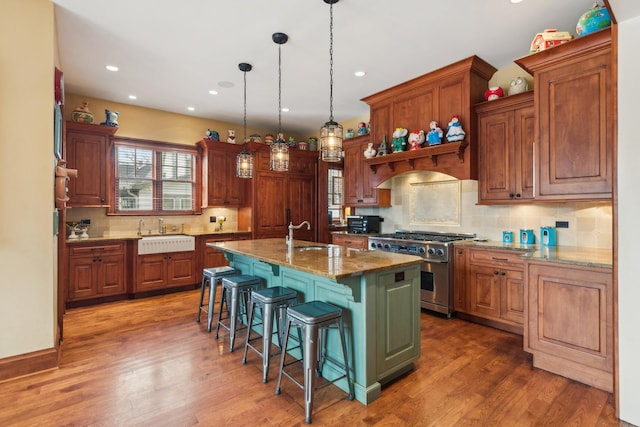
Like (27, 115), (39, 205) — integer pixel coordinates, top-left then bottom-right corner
(215, 275), (262, 352)
(242, 286), (299, 383)
(196, 266), (238, 332)
(275, 301), (354, 424)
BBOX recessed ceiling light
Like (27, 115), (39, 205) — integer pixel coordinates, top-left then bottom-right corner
(510, 0), (524, 3)
(187, 106), (195, 111)
(208, 90), (219, 95)
(354, 71), (366, 77)
(128, 95), (137, 100)
(218, 81), (234, 88)
(105, 65), (119, 72)
(282, 107), (290, 113)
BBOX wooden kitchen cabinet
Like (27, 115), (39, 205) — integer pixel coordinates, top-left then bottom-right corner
(457, 247), (525, 334)
(65, 121), (117, 207)
(525, 261), (613, 392)
(331, 233), (369, 250)
(343, 135), (390, 207)
(515, 28), (612, 200)
(135, 250), (196, 292)
(476, 91), (535, 203)
(67, 241), (126, 302)
(204, 141), (243, 207)
(453, 247), (468, 312)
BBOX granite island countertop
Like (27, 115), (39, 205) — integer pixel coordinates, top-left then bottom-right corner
(209, 238), (423, 280)
(456, 240), (612, 269)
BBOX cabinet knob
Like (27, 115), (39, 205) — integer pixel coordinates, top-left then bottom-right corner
(494, 271), (499, 275)
(516, 193), (521, 198)
(509, 193), (515, 198)
(501, 271), (506, 275)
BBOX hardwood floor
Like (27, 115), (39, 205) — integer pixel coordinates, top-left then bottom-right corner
(0, 289), (620, 426)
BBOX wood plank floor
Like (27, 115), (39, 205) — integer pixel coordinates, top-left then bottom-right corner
(0, 289), (621, 426)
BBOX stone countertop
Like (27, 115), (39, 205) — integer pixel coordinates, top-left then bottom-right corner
(209, 238), (423, 280)
(330, 231), (380, 236)
(456, 240), (612, 269)
(66, 229), (252, 244)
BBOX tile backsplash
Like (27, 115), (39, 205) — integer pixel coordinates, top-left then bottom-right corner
(357, 171), (612, 249)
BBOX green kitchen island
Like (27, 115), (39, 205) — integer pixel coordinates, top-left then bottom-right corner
(208, 238), (423, 405)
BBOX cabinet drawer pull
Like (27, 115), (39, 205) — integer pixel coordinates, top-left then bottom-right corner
(491, 257), (509, 262)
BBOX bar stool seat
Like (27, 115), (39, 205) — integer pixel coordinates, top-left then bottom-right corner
(196, 266), (237, 332)
(275, 301), (354, 424)
(215, 275), (262, 352)
(242, 286), (299, 383)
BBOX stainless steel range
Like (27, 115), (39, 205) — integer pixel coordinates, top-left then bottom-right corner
(369, 230), (475, 317)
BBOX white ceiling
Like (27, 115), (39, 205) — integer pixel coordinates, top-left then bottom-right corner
(53, 0), (600, 136)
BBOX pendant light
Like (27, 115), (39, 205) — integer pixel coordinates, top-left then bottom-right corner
(320, 0), (343, 163)
(236, 62), (254, 178)
(270, 32), (289, 172)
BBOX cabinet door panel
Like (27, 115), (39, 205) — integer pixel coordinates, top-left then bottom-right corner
(469, 264), (501, 318)
(478, 111), (514, 200)
(516, 106), (535, 199)
(288, 175), (315, 241)
(255, 173), (288, 236)
(501, 269), (524, 324)
(67, 132), (106, 206)
(100, 254), (126, 295)
(167, 253), (196, 286)
(68, 257), (99, 300)
(137, 254), (166, 291)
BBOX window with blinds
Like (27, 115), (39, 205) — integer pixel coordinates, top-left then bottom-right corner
(114, 142), (196, 213)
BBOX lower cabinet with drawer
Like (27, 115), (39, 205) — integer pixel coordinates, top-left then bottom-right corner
(135, 251), (197, 292)
(331, 233), (369, 250)
(68, 241), (127, 302)
(455, 246), (526, 334)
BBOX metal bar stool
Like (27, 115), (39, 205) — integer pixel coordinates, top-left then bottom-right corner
(215, 275), (262, 352)
(196, 266), (238, 332)
(242, 286), (299, 383)
(275, 301), (354, 424)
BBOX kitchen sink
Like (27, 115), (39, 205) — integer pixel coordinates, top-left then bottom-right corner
(294, 246), (326, 251)
(138, 235), (195, 255)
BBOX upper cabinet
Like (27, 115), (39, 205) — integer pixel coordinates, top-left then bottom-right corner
(200, 140), (244, 207)
(475, 91), (535, 204)
(515, 28), (613, 200)
(361, 56), (496, 186)
(65, 121), (117, 207)
(344, 135), (390, 207)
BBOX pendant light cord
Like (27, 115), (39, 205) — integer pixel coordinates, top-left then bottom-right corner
(328, 0), (334, 123)
(278, 43), (283, 137)
(243, 69), (247, 149)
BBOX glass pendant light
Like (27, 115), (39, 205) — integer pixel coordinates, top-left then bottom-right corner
(270, 32), (289, 172)
(236, 62), (254, 178)
(320, 0), (343, 163)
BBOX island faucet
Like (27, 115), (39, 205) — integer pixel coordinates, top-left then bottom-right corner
(137, 219), (145, 237)
(286, 221), (311, 250)
(158, 218), (165, 235)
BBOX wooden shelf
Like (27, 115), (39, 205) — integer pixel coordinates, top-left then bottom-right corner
(364, 141), (468, 173)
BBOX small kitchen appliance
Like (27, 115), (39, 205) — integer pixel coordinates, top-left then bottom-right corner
(540, 226), (557, 246)
(347, 215), (381, 234)
(520, 229), (535, 244)
(502, 231), (513, 243)
(368, 230), (475, 317)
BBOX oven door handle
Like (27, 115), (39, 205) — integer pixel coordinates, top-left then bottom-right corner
(423, 259), (448, 264)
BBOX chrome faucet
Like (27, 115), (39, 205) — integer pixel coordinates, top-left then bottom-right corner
(158, 218), (165, 235)
(137, 219), (145, 237)
(286, 221), (311, 250)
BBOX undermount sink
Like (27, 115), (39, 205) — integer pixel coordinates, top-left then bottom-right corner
(294, 246), (326, 251)
(138, 235), (195, 255)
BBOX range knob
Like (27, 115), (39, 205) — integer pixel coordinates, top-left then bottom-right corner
(383, 243), (391, 250)
(436, 248), (445, 257)
(427, 248), (435, 255)
(370, 242), (377, 249)
(418, 247), (426, 255)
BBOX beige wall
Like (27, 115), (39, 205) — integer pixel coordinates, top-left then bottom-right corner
(0, 0), (55, 358)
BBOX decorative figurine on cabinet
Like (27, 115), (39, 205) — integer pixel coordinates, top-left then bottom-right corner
(508, 77), (529, 96)
(345, 128), (355, 139)
(100, 109), (119, 127)
(407, 129), (425, 150)
(205, 129), (220, 141)
(227, 129), (236, 144)
(264, 134), (275, 144)
(426, 121), (443, 146)
(484, 86), (504, 101)
(377, 136), (389, 156)
(391, 128), (408, 152)
(249, 133), (261, 143)
(357, 121), (368, 136)
(364, 142), (377, 158)
(445, 116), (466, 142)
(576, 3), (611, 37)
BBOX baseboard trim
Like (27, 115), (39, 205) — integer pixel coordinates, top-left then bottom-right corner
(0, 347), (59, 383)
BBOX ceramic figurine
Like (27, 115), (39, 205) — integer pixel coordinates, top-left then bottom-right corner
(426, 121), (443, 146)
(484, 86), (504, 101)
(288, 136), (297, 147)
(445, 116), (465, 142)
(264, 134), (275, 144)
(530, 29), (572, 53)
(576, 3), (611, 37)
(308, 136), (318, 151)
(227, 129), (236, 144)
(72, 102), (94, 123)
(345, 128), (355, 139)
(364, 142), (377, 158)
(377, 136), (389, 156)
(508, 77), (529, 96)
(391, 128), (408, 153)
(100, 109), (119, 127)
(205, 129), (220, 141)
(407, 129), (425, 150)
(357, 121), (367, 136)
(249, 133), (261, 143)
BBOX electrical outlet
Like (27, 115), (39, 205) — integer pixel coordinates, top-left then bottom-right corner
(80, 219), (90, 225)
(209, 216), (216, 223)
(555, 221), (569, 229)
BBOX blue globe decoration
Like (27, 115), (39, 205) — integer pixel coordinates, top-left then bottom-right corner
(576, 4), (611, 37)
